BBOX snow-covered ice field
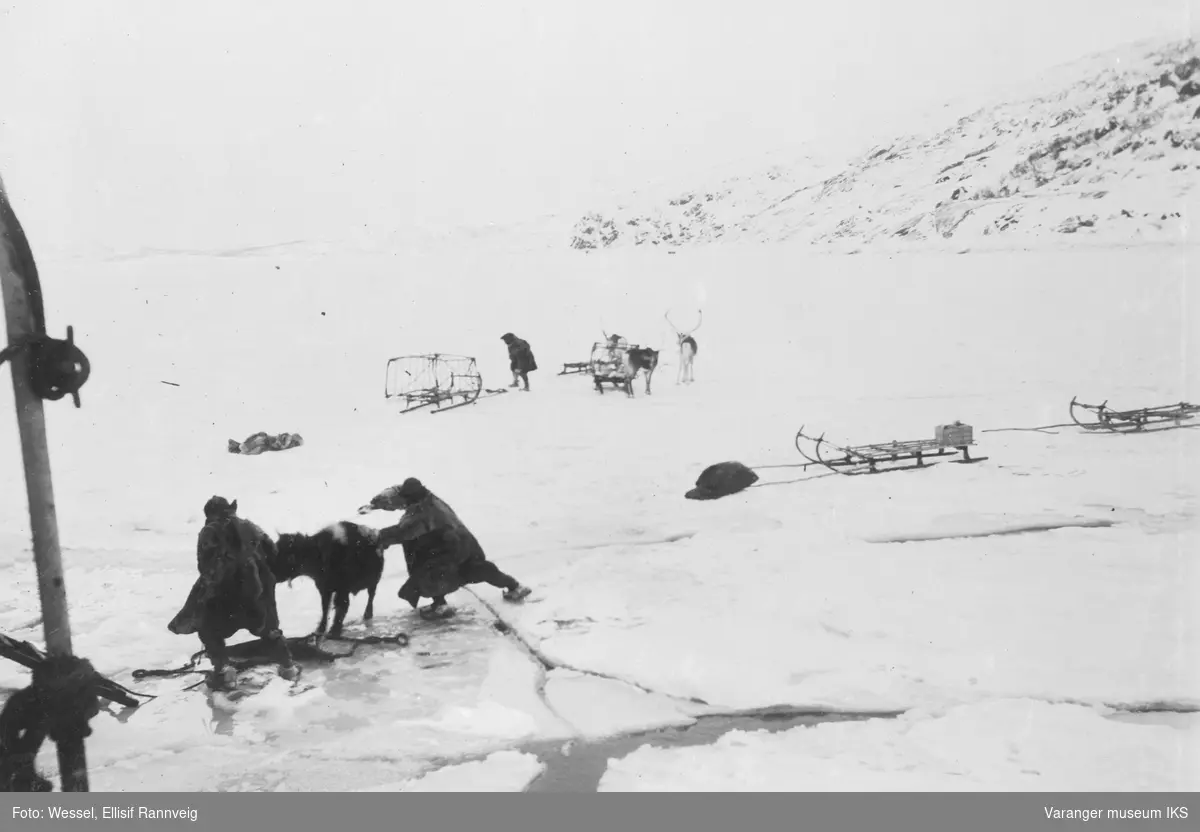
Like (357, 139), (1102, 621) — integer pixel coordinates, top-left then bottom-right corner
(1, 239), (1196, 791)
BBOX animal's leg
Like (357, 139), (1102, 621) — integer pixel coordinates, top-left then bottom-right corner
(421, 594), (456, 620)
(364, 583), (377, 621)
(317, 587), (333, 635)
(329, 591), (350, 638)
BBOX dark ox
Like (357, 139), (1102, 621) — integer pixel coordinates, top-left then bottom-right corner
(273, 522), (386, 638)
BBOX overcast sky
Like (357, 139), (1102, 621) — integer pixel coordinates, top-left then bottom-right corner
(0, 0), (1194, 253)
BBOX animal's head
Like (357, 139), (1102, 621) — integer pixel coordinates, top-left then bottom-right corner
(166, 608), (197, 636)
(665, 309), (703, 344)
(203, 495), (238, 524)
(271, 532), (314, 582)
(500, 333), (516, 346)
(628, 347), (659, 371)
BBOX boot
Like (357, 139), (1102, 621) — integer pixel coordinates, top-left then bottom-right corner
(207, 667), (239, 691)
(420, 601), (456, 620)
(502, 584), (532, 602)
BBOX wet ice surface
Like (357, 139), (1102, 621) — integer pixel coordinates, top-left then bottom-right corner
(1, 245), (1197, 790)
(53, 596), (567, 792)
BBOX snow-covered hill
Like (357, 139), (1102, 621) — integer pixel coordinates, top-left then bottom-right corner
(569, 38), (1199, 252)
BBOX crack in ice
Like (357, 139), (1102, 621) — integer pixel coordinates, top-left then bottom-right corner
(467, 589), (711, 709)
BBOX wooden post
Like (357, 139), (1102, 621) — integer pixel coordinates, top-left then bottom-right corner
(0, 176), (89, 792)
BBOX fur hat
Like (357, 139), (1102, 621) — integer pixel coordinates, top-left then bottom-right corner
(366, 480), (429, 512)
(395, 477), (430, 504)
(203, 495), (238, 522)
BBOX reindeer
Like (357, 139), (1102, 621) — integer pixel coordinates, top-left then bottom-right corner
(623, 346), (659, 397)
(665, 309), (702, 384)
(600, 330), (659, 397)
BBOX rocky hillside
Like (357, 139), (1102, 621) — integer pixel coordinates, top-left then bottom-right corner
(568, 38), (1199, 252)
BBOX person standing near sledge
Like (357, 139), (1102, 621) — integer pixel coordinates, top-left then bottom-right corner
(500, 332), (537, 392)
(358, 477), (533, 619)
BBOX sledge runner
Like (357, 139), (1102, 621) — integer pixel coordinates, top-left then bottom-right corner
(359, 478), (533, 619)
(500, 332), (537, 392)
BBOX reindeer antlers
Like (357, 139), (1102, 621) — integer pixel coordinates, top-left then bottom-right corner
(665, 308), (703, 335)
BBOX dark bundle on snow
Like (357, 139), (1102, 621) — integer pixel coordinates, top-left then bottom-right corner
(227, 432), (304, 455)
(685, 461), (759, 500)
(273, 522), (386, 638)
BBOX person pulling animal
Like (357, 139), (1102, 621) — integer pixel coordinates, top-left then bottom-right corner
(358, 477), (533, 619)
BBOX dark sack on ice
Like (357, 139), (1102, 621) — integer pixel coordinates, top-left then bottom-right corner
(685, 461), (759, 501)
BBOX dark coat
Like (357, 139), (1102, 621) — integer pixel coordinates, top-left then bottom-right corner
(507, 337), (538, 374)
(168, 516), (282, 639)
(377, 490), (490, 604)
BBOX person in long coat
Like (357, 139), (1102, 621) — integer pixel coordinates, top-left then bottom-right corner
(167, 496), (296, 687)
(360, 478), (532, 619)
(500, 332), (537, 392)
